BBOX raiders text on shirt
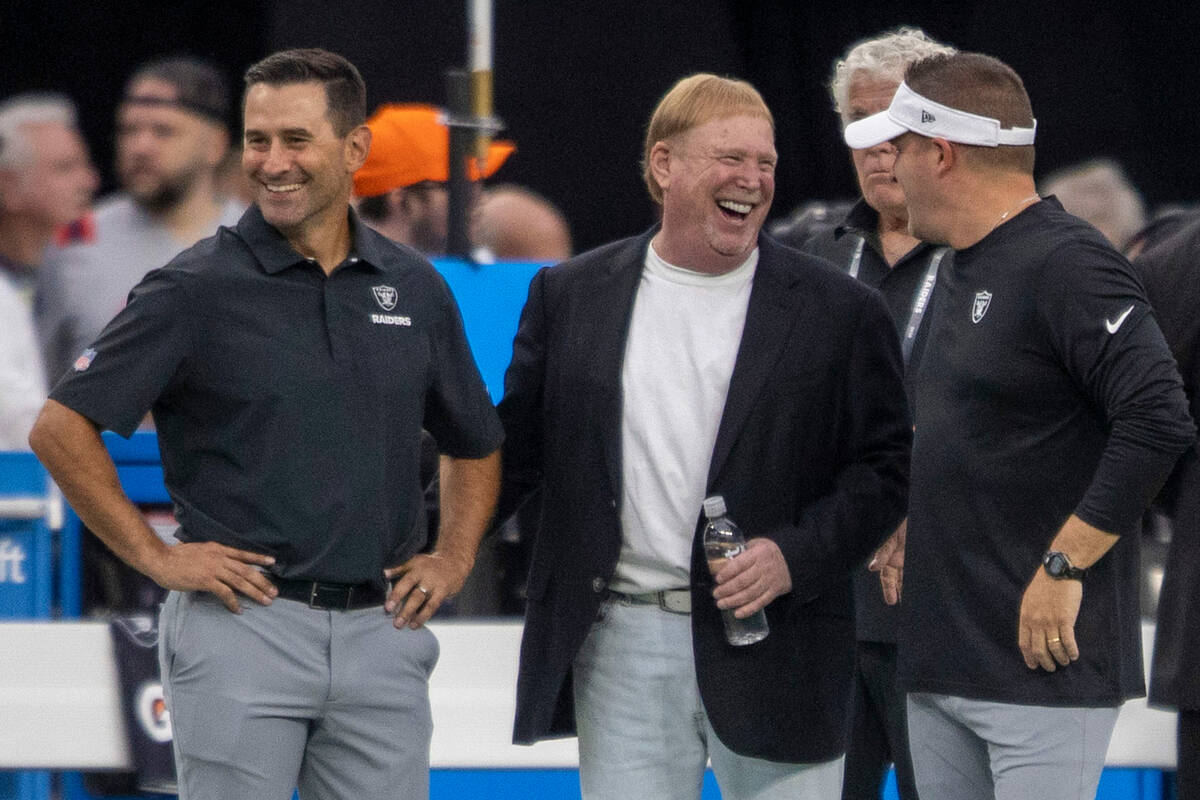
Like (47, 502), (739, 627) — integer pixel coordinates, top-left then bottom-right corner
(371, 313), (412, 326)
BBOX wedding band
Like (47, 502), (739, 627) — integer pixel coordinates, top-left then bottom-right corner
(417, 585), (430, 595)
(1048, 637), (1061, 644)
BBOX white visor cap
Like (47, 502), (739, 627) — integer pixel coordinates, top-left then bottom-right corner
(843, 81), (1037, 150)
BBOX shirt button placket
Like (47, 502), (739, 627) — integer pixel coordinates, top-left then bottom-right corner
(325, 275), (349, 364)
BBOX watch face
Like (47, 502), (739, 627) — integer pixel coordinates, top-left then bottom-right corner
(1043, 551), (1083, 579)
(1045, 552), (1068, 577)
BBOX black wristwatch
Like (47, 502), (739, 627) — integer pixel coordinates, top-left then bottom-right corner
(1042, 550), (1087, 580)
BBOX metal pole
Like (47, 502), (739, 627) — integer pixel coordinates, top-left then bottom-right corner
(445, 69), (473, 261)
(469, 0), (494, 167)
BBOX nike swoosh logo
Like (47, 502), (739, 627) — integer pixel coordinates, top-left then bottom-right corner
(1105, 305), (1134, 334)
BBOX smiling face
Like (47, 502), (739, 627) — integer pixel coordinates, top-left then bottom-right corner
(651, 113), (776, 273)
(844, 73), (907, 220)
(241, 81), (367, 241)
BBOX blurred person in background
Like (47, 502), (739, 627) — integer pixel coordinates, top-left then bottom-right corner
(0, 92), (97, 449)
(783, 27), (955, 800)
(1039, 157), (1146, 253)
(36, 55), (243, 383)
(354, 103), (512, 256)
(467, 183), (574, 617)
(474, 183), (572, 263)
(1125, 204), (1200, 260)
(1134, 216), (1200, 798)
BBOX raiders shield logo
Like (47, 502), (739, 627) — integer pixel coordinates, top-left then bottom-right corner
(972, 290), (992, 324)
(372, 285), (398, 311)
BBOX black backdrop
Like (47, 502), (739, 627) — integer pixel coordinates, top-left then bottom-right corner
(5, 1), (1198, 254)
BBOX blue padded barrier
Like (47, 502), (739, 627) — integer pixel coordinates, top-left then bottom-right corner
(0, 452), (54, 800)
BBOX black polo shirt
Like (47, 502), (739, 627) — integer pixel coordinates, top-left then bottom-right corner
(52, 205), (503, 585)
(785, 198), (946, 642)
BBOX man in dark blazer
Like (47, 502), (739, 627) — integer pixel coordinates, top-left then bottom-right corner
(497, 73), (911, 800)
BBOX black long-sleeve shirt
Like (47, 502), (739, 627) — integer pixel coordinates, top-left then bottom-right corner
(901, 197), (1195, 706)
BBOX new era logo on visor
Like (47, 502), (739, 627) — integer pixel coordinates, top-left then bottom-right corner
(921, 110), (936, 124)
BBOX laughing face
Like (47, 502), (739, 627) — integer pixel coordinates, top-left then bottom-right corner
(651, 113), (776, 274)
(844, 73), (906, 220)
(241, 81), (367, 242)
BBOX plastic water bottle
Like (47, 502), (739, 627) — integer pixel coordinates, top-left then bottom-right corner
(702, 495), (769, 646)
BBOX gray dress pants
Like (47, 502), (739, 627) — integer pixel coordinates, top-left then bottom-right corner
(159, 590), (439, 800)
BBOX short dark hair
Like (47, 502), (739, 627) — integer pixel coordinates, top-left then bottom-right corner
(243, 48), (366, 137)
(356, 193), (388, 221)
(127, 56), (231, 128)
(905, 52), (1035, 174)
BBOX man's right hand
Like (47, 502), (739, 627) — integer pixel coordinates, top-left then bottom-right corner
(869, 518), (906, 605)
(150, 543), (278, 613)
(30, 401), (280, 615)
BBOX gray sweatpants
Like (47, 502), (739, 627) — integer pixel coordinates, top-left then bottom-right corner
(158, 590), (439, 800)
(907, 692), (1119, 800)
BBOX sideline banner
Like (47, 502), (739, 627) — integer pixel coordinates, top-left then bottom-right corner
(105, 613), (175, 795)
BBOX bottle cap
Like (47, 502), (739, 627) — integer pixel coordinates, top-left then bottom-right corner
(702, 495), (727, 518)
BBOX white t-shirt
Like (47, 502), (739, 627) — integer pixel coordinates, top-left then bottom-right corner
(0, 265), (47, 450)
(609, 243), (756, 593)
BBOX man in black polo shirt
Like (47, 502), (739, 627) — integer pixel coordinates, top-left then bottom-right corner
(845, 52), (1194, 799)
(29, 49), (502, 800)
(780, 27), (954, 800)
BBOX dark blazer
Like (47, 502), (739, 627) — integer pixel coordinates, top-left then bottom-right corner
(497, 228), (911, 762)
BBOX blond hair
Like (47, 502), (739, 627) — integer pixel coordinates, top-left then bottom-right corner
(641, 73), (773, 205)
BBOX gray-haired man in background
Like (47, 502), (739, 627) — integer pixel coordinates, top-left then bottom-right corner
(778, 27), (955, 800)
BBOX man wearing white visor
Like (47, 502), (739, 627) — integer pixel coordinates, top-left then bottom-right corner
(848, 52), (1195, 800)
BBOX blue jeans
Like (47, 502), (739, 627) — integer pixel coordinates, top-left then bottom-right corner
(573, 595), (843, 800)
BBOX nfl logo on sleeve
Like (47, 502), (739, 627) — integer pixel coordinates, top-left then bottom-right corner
(73, 347), (97, 372)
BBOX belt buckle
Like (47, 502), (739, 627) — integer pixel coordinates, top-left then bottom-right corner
(658, 590), (691, 614)
(307, 582), (353, 611)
